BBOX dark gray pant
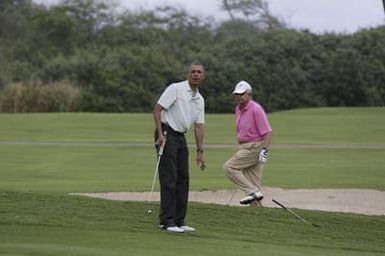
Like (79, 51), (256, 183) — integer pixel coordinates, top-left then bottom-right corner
(155, 124), (189, 227)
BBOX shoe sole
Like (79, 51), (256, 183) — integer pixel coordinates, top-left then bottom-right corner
(166, 228), (184, 233)
(240, 196), (263, 205)
(159, 225), (185, 233)
(180, 226), (195, 232)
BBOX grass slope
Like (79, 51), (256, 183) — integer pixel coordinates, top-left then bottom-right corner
(1, 191), (384, 256)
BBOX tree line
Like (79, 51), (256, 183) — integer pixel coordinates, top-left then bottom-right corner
(0, 0), (384, 113)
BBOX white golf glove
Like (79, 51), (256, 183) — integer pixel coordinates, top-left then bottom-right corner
(259, 148), (269, 163)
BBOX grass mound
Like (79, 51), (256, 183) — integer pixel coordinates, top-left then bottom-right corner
(1, 191), (384, 256)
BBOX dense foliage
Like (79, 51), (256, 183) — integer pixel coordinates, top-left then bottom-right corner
(0, 0), (384, 112)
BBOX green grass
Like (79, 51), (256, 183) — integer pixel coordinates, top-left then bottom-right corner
(0, 107), (384, 144)
(267, 107), (385, 144)
(1, 107), (385, 255)
(266, 148), (385, 189)
(0, 112), (154, 143)
(1, 191), (384, 256)
(0, 145), (384, 192)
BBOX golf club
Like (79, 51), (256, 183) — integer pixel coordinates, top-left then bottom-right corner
(146, 139), (165, 215)
(272, 199), (309, 224)
(226, 187), (239, 206)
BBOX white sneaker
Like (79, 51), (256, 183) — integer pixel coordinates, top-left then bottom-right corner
(240, 190), (263, 205)
(159, 225), (185, 233)
(179, 225), (195, 232)
(166, 226), (185, 233)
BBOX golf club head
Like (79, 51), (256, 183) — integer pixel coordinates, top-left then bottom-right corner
(199, 162), (207, 171)
(147, 208), (152, 215)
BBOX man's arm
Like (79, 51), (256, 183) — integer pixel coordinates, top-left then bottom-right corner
(194, 123), (204, 152)
(259, 131), (272, 163)
(194, 123), (206, 170)
(153, 104), (166, 146)
(262, 132), (272, 149)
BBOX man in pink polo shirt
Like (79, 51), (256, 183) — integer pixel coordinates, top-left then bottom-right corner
(223, 80), (272, 206)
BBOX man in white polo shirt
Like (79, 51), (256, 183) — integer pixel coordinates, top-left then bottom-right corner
(153, 62), (206, 233)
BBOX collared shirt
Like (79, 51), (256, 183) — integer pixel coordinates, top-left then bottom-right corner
(235, 100), (272, 144)
(158, 80), (205, 133)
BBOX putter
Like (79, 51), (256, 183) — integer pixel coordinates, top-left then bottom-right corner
(272, 199), (309, 224)
(146, 140), (165, 215)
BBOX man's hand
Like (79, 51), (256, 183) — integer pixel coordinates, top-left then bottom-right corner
(259, 148), (269, 163)
(155, 131), (167, 147)
(198, 161), (207, 171)
(196, 151), (206, 171)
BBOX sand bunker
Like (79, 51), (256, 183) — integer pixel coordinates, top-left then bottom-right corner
(72, 187), (385, 216)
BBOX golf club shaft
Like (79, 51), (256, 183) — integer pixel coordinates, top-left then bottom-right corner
(148, 156), (160, 202)
(227, 188), (238, 205)
(272, 199), (308, 224)
(148, 143), (164, 204)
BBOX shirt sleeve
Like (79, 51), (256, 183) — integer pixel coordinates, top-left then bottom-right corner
(254, 106), (272, 136)
(157, 84), (176, 110)
(195, 99), (205, 124)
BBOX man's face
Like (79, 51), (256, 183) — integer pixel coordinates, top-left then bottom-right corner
(187, 65), (205, 86)
(234, 92), (250, 106)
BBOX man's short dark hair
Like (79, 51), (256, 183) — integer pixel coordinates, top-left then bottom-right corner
(186, 62), (205, 73)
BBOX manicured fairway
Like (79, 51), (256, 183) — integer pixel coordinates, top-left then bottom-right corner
(0, 107), (384, 145)
(0, 108), (384, 255)
(0, 145), (384, 192)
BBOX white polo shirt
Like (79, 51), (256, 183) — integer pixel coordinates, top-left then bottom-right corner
(158, 80), (205, 133)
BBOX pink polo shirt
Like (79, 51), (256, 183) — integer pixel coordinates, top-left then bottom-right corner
(235, 100), (272, 144)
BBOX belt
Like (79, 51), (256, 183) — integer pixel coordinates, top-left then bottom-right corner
(162, 123), (185, 136)
(239, 140), (263, 144)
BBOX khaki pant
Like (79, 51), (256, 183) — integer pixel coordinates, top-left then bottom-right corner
(223, 141), (264, 195)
